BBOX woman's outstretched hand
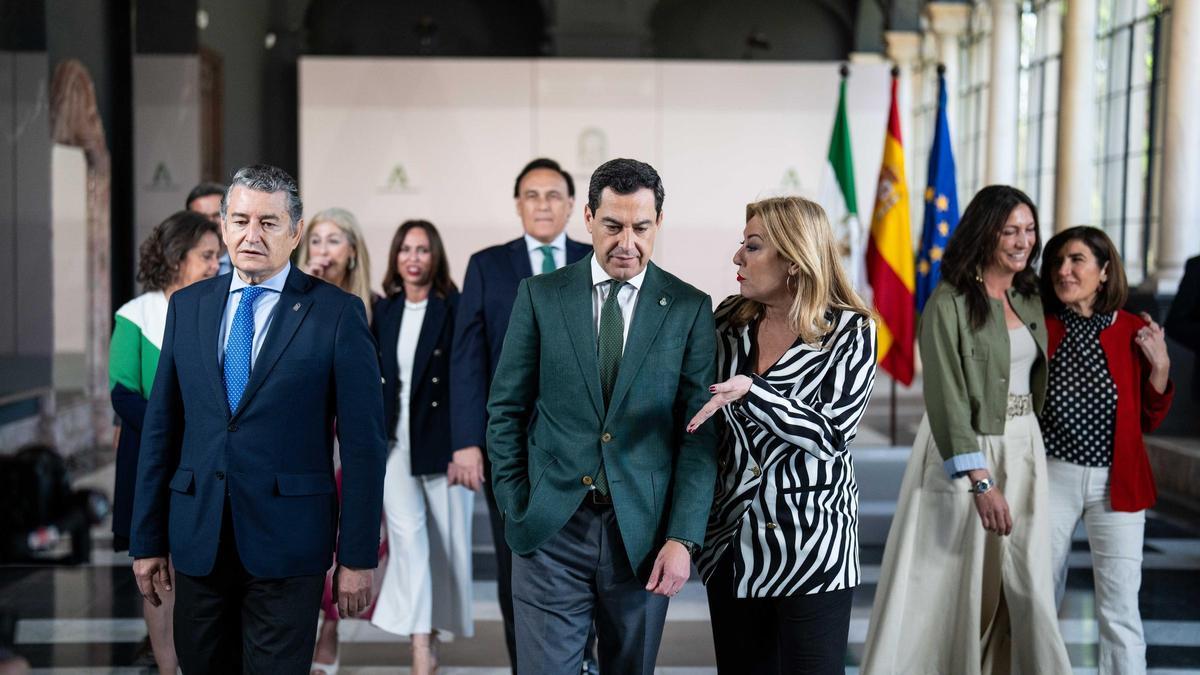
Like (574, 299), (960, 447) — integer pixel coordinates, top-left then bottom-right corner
(686, 375), (752, 433)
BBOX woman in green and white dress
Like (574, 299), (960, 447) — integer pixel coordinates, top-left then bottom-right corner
(109, 210), (220, 675)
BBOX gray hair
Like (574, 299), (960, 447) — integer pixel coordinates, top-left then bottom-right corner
(221, 164), (304, 233)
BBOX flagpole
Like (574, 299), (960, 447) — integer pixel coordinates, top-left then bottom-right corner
(889, 62), (901, 449)
(890, 377), (898, 446)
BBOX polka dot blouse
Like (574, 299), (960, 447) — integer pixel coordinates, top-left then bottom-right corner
(1041, 309), (1118, 467)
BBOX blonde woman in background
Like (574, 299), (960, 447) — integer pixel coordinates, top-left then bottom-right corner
(303, 207), (380, 675)
(299, 207), (377, 321)
(688, 196), (877, 674)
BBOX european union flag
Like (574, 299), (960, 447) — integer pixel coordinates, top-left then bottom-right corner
(915, 67), (960, 313)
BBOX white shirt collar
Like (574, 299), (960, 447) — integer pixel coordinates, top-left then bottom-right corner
(229, 262), (290, 294)
(524, 231), (567, 253)
(589, 253), (647, 290)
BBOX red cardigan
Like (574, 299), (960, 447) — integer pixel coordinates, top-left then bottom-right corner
(1045, 310), (1175, 511)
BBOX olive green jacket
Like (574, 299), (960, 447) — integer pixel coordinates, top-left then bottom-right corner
(486, 256), (718, 580)
(918, 282), (1047, 476)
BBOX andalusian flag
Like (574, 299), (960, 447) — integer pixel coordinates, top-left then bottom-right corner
(866, 69), (915, 386)
(820, 66), (864, 292)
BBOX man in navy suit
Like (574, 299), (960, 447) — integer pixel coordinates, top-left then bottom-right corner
(130, 165), (387, 672)
(450, 158), (591, 670)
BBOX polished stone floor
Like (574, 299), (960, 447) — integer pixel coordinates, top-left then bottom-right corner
(4, 378), (1199, 673)
(4, 469), (1200, 673)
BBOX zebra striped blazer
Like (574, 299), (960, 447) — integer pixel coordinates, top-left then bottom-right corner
(697, 296), (877, 598)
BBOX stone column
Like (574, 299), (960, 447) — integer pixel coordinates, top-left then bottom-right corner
(986, 0), (1020, 185)
(1155, 0), (1200, 292)
(925, 2), (972, 126)
(1054, 0), (1097, 232)
(885, 30), (923, 228)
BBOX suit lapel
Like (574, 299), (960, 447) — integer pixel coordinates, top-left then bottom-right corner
(199, 275), (233, 416)
(378, 297), (404, 383)
(233, 267), (314, 420)
(559, 258), (605, 419)
(606, 263), (672, 418)
(410, 293), (446, 388)
(507, 237), (534, 281)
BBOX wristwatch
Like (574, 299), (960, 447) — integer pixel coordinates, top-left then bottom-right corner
(970, 477), (994, 495)
(667, 537), (699, 557)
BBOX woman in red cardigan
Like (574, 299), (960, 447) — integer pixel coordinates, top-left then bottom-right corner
(1039, 226), (1173, 675)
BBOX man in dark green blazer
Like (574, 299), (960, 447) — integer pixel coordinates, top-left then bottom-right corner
(487, 158), (718, 674)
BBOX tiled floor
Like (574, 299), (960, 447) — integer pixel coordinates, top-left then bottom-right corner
(4, 379), (1199, 673)
(6, 478), (1200, 672)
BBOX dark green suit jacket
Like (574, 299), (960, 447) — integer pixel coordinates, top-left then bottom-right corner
(486, 255), (719, 579)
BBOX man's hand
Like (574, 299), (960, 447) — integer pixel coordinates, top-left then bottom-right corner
(686, 375), (752, 433)
(645, 540), (691, 597)
(447, 446), (486, 492)
(132, 556), (172, 607)
(335, 565), (373, 618)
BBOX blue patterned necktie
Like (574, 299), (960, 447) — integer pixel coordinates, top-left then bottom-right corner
(594, 279), (625, 496)
(538, 245), (556, 274)
(223, 285), (268, 414)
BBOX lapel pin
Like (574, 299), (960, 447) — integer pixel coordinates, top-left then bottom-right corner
(292, 302), (301, 311)
(658, 297), (667, 306)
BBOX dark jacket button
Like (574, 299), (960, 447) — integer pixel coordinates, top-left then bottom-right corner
(215, 471), (225, 480)
(227, 423), (238, 432)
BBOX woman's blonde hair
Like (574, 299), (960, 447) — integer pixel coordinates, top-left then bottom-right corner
(729, 196), (871, 344)
(298, 207), (374, 322)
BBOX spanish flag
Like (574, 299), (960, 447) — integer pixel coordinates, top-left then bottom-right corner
(866, 68), (915, 386)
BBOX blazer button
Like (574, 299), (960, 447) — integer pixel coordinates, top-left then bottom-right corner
(227, 423), (238, 432)
(601, 432), (613, 443)
(431, 401), (439, 408)
(432, 377), (439, 384)
(582, 475), (593, 486)
(766, 522), (777, 530)
(750, 466), (762, 477)
(433, 349), (442, 356)
(215, 471), (225, 480)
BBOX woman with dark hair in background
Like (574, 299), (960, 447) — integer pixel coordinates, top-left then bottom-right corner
(369, 220), (473, 674)
(109, 210), (220, 674)
(862, 186), (1071, 674)
(1040, 226), (1173, 674)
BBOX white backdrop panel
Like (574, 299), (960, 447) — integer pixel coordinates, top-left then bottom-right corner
(299, 57), (890, 301)
(659, 61), (889, 301)
(301, 57), (535, 287)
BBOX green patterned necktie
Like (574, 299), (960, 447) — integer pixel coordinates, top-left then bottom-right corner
(595, 279), (625, 496)
(538, 245), (556, 274)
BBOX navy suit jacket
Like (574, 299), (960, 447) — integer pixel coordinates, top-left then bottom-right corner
(129, 267), (387, 579)
(373, 289), (458, 476)
(450, 235), (591, 450)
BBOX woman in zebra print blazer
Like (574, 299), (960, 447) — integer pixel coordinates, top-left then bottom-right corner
(687, 196), (877, 675)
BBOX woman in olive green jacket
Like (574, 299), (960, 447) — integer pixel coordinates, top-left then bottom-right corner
(862, 186), (1071, 674)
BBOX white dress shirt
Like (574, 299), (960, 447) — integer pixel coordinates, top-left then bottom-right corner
(218, 263), (290, 368)
(589, 254), (645, 348)
(525, 231), (567, 274)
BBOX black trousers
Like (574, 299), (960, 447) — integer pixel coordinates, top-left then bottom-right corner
(173, 504), (325, 674)
(707, 553), (854, 675)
